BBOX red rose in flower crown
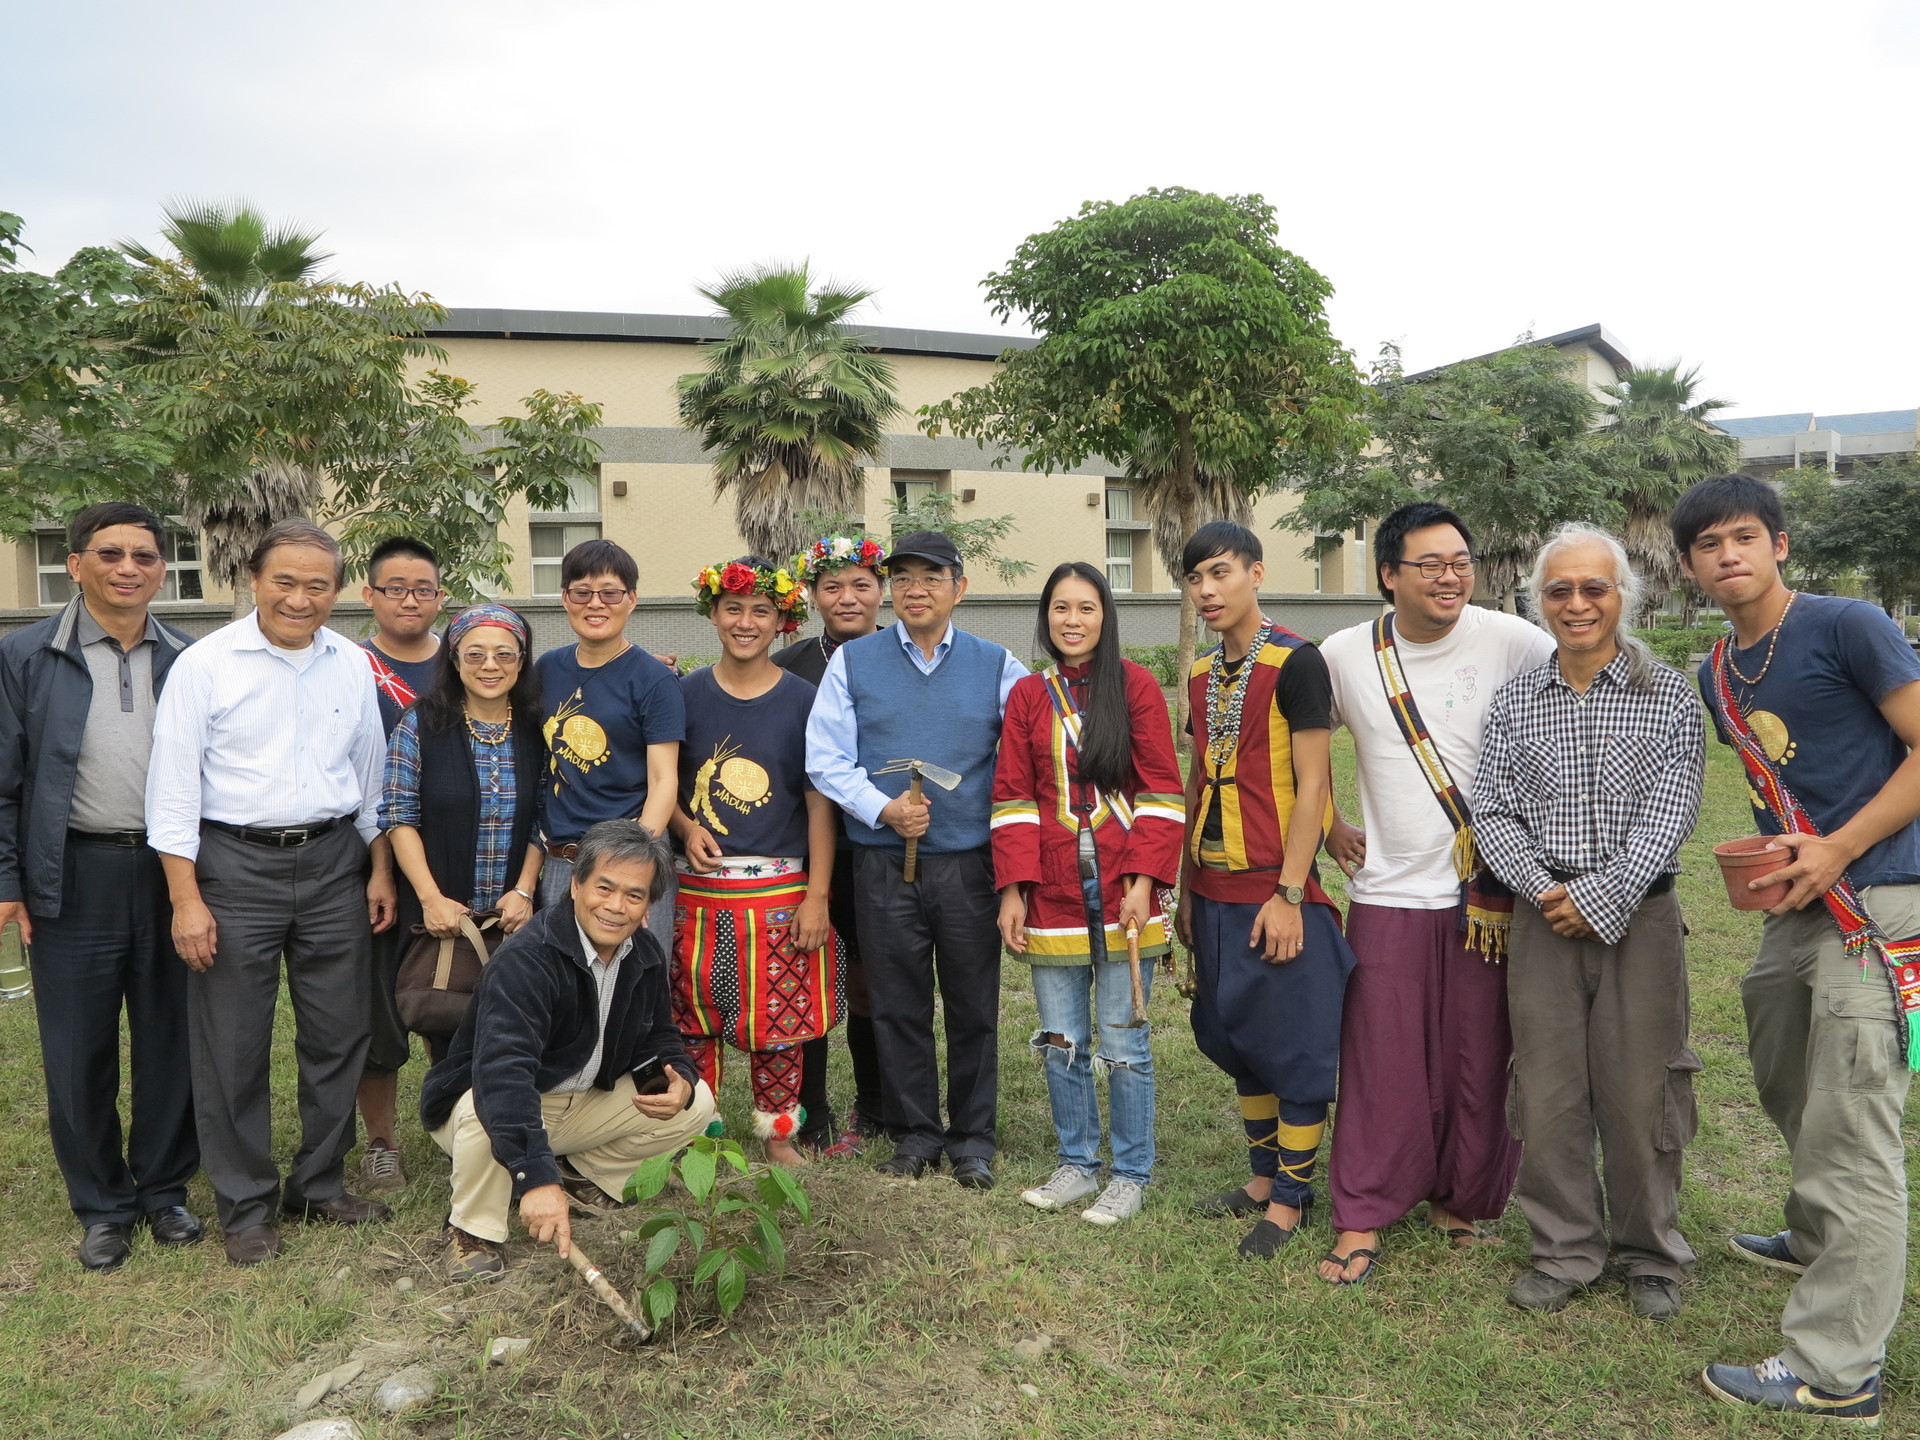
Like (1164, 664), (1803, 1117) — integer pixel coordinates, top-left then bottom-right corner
(720, 562), (757, 594)
(692, 558), (810, 633)
(792, 533), (891, 586)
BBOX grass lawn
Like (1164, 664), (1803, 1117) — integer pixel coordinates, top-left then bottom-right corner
(0, 735), (1915, 1439)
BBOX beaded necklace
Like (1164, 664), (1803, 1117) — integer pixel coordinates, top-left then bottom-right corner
(1725, 589), (1798, 691)
(464, 710), (513, 794)
(1204, 619), (1274, 770)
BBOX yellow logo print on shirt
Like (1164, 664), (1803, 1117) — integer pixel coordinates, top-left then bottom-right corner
(690, 736), (771, 834)
(545, 690), (612, 793)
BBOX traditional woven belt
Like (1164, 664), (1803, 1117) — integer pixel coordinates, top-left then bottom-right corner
(205, 815), (348, 849)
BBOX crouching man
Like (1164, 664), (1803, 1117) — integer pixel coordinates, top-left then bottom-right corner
(419, 820), (717, 1280)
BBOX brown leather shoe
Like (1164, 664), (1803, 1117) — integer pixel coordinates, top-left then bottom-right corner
(282, 1191), (393, 1225)
(446, 1225), (505, 1283)
(224, 1224), (283, 1266)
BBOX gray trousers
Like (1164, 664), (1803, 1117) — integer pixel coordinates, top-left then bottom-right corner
(537, 854), (676, 953)
(1744, 883), (1918, 1392)
(187, 823), (373, 1231)
(1507, 888), (1698, 1284)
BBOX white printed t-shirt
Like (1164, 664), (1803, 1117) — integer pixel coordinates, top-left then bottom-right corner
(1321, 605), (1555, 909)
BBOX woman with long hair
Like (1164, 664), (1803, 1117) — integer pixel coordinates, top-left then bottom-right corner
(992, 562), (1185, 1225)
(379, 604), (548, 1059)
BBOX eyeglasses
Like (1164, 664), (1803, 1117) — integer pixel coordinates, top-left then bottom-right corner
(1539, 579), (1621, 603)
(370, 583), (443, 601)
(74, 546), (164, 568)
(458, 648), (523, 667)
(888, 573), (954, 593)
(564, 586), (633, 606)
(1394, 558), (1476, 580)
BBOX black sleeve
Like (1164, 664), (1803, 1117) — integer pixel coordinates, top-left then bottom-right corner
(1274, 643), (1333, 732)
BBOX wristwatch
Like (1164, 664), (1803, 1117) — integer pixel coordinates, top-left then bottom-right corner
(1277, 883), (1305, 905)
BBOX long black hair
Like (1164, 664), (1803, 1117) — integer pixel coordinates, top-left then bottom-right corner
(414, 611), (542, 735)
(1036, 562), (1133, 794)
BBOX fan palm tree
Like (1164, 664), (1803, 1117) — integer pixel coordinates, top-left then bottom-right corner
(120, 202), (338, 603)
(1599, 363), (1738, 621)
(677, 265), (901, 562)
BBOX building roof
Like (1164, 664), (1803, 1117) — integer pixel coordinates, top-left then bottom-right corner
(1405, 322), (1633, 382)
(426, 308), (1038, 363)
(1714, 409), (1918, 439)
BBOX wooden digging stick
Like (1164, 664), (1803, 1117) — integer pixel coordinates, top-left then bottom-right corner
(1121, 923), (1148, 1028)
(565, 1242), (653, 1342)
(902, 768), (925, 882)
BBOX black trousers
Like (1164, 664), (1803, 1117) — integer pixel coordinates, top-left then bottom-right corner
(797, 849), (884, 1140)
(29, 841), (197, 1227)
(853, 845), (1001, 1161)
(188, 822), (373, 1231)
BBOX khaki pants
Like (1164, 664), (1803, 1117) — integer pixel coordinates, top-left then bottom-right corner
(432, 1076), (716, 1243)
(1507, 889), (1699, 1284)
(1744, 883), (1918, 1393)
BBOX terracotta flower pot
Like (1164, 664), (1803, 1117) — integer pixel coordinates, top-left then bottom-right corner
(1713, 835), (1792, 911)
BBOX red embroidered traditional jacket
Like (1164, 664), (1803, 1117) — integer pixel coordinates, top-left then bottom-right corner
(1185, 631), (1335, 908)
(990, 659), (1185, 966)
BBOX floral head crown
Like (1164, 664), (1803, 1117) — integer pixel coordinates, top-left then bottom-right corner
(692, 559), (808, 634)
(794, 534), (889, 585)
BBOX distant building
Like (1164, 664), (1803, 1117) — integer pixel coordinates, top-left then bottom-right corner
(1716, 409), (1919, 480)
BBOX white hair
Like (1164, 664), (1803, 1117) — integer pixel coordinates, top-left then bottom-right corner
(1527, 522), (1656, 691)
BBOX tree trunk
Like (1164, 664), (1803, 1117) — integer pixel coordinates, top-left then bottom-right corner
(1170, 436), (1201, 738)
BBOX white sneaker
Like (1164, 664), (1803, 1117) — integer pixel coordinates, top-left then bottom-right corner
(1020, 1165), (1102, 1211)
(1081, 1179), (1144, 1227)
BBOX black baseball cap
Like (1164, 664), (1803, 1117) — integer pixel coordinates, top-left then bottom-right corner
(887, 530), (963, 573)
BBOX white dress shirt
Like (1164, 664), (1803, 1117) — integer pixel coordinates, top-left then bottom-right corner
(547, 921), (634, 1094)
(145, 611), (386, 861)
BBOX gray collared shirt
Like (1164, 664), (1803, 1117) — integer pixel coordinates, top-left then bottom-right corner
(67, 606), (161, 833)
(546, 921), (635, 1094)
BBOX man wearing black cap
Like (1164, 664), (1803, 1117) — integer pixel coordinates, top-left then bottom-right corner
(805, 531), (1027, 1186)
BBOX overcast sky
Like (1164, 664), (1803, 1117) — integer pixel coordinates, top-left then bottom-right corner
(11, 0), (1917, 420)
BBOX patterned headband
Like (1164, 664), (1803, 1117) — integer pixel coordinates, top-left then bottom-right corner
(446, 603), (530, 652)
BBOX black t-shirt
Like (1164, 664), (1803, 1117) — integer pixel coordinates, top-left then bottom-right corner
(772, 635), (838, 686)
(536, 645), (687, 844)
(1195, 641), (1333, 847)
(678, 666), (818, 859)
(364, 641), (441, 737)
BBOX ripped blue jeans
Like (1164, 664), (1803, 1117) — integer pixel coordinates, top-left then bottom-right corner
(1028, 960), (1155, 1185)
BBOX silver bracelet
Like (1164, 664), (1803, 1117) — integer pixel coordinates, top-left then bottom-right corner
(511, 887), (534, 901)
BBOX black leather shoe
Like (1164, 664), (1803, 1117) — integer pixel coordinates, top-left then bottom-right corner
(283, 1191), (392, 1225)
(78, 1222), (133, 1272)
(950, 1156), (996, 1190)
(874, 1152), (936, 1179)
(224, 1224), (282, 1266)
(145, 1206), (204, 1247)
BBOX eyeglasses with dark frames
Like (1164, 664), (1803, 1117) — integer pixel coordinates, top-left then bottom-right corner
(370, 583), (443, 601)
(563, 585), (633, 606)
(1539, 579), (1620, 603)
(74, 546), (164, 569)
(1393, 558), (1476, 580)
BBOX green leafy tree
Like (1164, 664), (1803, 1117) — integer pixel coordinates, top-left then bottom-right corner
(792, 492), (1033, 588)
(1782, 456), (1920, 617)
(677, 265), (902, 563)
(120, 200), (332, 308)
(1290, 340), (1619, 609)
(922, 187), (1366, 726)
(1598, 363), (1738, 620)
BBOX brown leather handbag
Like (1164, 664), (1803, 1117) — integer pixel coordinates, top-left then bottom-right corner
(395, 910), (501, 1038)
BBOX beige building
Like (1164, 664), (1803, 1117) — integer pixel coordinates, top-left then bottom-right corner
(0, 313), (1633, 620)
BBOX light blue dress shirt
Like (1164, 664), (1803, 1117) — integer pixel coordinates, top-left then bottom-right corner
(805, 622), (1027, 831)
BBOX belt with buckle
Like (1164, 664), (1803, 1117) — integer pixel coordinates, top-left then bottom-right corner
(206, 815), (347, 849)
(67, 828), (146, 847)
(545, 841), (580, 861)
(1547, 867), (1675, 897)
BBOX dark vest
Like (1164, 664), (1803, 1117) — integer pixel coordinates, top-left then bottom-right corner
(406, 709), (543, 924)
(842, 627), (1006, 855)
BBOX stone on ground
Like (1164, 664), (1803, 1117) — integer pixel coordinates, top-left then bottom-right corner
(272, 1420), (363, 1440)
(1011, 1332), (1055, 1362)
(375, 1366), (440, 1415)
(487, 1336), (533, 1364)
(294, 1359), (365, 1409)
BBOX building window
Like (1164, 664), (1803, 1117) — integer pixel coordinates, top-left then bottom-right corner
(1106, 528), (1135, 593)
(37, 528), (204, 605)
(532, 466), (601, 518)
(890, 471), (941, 508)
(529, 522), (602, 597)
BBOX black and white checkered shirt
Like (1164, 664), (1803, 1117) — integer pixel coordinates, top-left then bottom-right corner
(1471, 649), (1705, 944)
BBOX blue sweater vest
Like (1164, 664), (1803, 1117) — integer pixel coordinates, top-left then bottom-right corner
(842, 627), (1006, 855)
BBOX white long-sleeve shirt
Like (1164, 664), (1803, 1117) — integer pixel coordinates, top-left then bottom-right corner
(145, 611), (386, 861)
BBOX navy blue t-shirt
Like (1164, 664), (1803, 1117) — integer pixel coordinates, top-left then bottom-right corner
(536, 644), (687, 845)
(1699, 592), (1920, 887)
(363, 640), (442, 737)
(677, 666), (816, 859)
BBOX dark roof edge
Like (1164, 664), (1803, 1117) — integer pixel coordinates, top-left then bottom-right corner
(1406, 322), (1633, 381)
(426, 308), (1039, 361)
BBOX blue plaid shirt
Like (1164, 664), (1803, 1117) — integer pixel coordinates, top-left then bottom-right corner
(379, 711), (521, 909)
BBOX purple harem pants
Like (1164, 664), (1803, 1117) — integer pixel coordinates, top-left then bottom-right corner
(1328, 902), (1520, 1232)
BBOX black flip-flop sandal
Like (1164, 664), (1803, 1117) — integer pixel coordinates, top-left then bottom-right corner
(1321, 1246), (1378, 1286)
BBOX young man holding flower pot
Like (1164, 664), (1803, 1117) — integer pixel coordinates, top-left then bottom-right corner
(1677, 473), (1920, 1427)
